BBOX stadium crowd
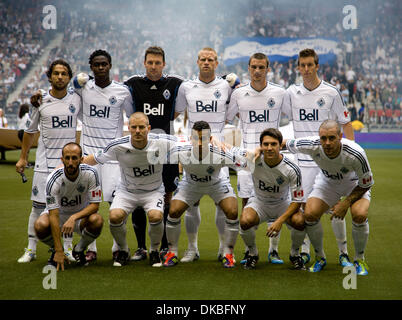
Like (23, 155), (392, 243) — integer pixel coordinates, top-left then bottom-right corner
(1, 0), (401, 128)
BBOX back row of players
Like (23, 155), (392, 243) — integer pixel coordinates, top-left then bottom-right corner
(15, 47), (372, 274)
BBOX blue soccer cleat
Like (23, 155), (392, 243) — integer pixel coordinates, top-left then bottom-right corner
(268, 250), (284, 264)
(339, 253), (354, 267)
(354, 260), (369, 276)
(309, 257), (327, 272)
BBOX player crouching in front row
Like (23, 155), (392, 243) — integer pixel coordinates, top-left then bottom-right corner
(34, 143), (103, 271)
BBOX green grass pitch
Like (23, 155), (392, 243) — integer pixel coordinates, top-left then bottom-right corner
(0, 149), (401, 300)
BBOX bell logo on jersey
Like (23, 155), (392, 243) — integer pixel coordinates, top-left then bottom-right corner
(322, 169), (343, 180)
(249, 110), (269, 123)
(258, 180), (279, 192)
(196, 101), (217, 112)
(133, 165), (155, 177)
(61, 195), (82, 207)
(52, 116), (74, 128)
(190, 174), (211, 183)
(299, 109), (319, 121)
(144, 103), (164, 115)
(90, 105), (111, 118)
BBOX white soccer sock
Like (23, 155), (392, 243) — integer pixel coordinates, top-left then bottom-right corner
(215, 206), (226, 250)
(267, 222), (281, 253)
(290, 227), (306, 257)
(109, 220), (129, 253)
(63, 233), (73, 251)
(184, 205), (200, 250)
(352, 219), (369, 261)
(166, 216), (181, 255)
(301, 235), (311, 255)
(27, 206), (42, 251)
(75, 228), (98, 252)
(331, 218), (348, 255)
(239, 226), (258, 256)
(148, 220), (164, 252)
(223, 218), (239, 255)
(87, 239), (97, 252)
(305, 220), (326, 259)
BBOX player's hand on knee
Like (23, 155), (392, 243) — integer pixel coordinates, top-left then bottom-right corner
(330, 201), (349, 220)
(266, 220), (282, 237)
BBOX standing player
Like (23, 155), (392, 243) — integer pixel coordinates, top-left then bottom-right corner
(16, 59), (81, 263)
(34, 143), (103, 270)
(283, 48), (355, 267)
(82, 112), (177, 267)
(238, 128), (306, 270)
(226, 52), (289, 264)
(163, 121), (246, 268)
(285, 120), (373, 275)
(124, 46), (183, 261)
(175, 47), (233, 262)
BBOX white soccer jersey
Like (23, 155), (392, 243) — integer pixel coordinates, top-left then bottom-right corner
(227, 82), (287, 149)
(168, 143), (245, 188)
(286, 137), (374, 188)
(94, 133), (177, 193)
(45, 164), (102, 215)
(77, 79), (133, 159)
(283, 80), (350, 167)
(26, 88), (81, 172)
(175, 77), (232, 139)
(250, 154), (304, 204)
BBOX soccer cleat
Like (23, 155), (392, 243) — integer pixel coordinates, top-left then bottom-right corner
(301, 252), (311, 265)
(64, 247), (76, 262)
(18, 248), (36, 263)
(149, 250), (162, 267)
(309, 257), (327, 273)
(159, 248), (169, 262)
(222, 253), (235, 268)
(113, 250), (129, 267)
(268, 250), (284, 264)
(131, 248), (147, 261)
(180, 250), (200, 263)
(163, 252), (179, 267)
(112, 250), (119, 261)
(354, 260), (369, 276)
(72, 246), (88, 266)
(243, 255), (259, 270)
(240, 251), (250, 265)
(47, 249), (57, 267)
(85, 250), (97, 262)
(289, 255), (306, 270)
(339, 253), (353, 267)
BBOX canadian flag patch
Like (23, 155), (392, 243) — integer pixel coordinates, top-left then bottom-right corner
(92, 190), (102, 198)
(294, 190), (304, 198)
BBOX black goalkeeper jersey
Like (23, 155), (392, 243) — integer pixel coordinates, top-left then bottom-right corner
(124, 74), (183, 134)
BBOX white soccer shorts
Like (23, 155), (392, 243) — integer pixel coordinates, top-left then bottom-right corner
(236, 169), (255, 199)
(31, 171), (49, 203)
(110, 188), (165, 215)
(96, 162), (120, 202)
(300, 166), (321, 201)
(244, 196), (291, 224)
(173, 180), (236, 207)
(40, 211), (82, 234)
(309, 173), (372, 208)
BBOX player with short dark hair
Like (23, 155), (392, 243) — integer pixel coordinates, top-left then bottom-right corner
(34, 142), (103, 270)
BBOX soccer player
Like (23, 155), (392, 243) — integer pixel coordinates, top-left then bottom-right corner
(285, 120), (373, 275)
(238, 128), (306, 270)
(16, 59), (81, 263)
(283, 48), (355, 267)
(226, 52), (289, 264)
(163, 121), (246, 268)
(175, 47), (233, 262)
(34, 143), (103, 270)
(124, 46), (183, 261)
(82, 112), (177, 267)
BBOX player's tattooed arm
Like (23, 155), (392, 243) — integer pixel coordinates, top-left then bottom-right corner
(330, 185), (370, 220)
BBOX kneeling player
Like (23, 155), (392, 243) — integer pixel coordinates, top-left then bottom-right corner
(164, 121), (246, 268)
(34, 143), (103, 271)
(238, 128), (306, 270)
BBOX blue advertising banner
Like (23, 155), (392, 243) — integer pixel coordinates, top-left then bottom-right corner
(223, 37), (340, 66)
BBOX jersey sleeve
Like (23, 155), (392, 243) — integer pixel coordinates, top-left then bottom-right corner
(281, 90), (292, 119)
(174, 82), (188, 114)
(122, 88), (134, 118)
(350, 146), (374, 189)
(94, 141), (118, 164)
(45, 171), (61, 211)
(286, 136), (320, 156)
(286, 160), (304, 202)
(87, 168), (102, 203)
(331, 89), (350, 124)
(226, 90), (239, 122)
(25, 105), (40, 133)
